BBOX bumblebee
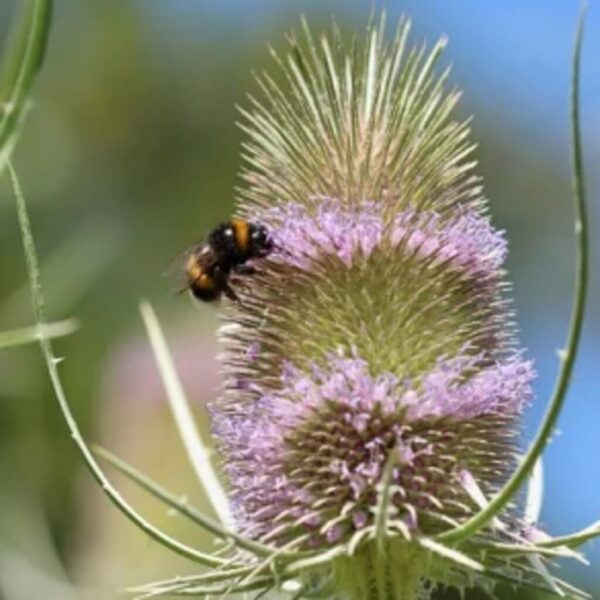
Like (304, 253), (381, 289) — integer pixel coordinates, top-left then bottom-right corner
(181, 218), (274, 303)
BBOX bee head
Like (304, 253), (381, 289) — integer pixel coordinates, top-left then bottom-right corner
(249, 223), (274, 257)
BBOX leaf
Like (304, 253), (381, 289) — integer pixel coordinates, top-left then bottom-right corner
(0, 0), (53, 176)
(418, 537), (484, 572)
(0, 318), (78, 350)
(139, 300), (233, 528)
(93, 444), (276, 559)
(524, 458), (544, 525)
(539, 521), (600, 550)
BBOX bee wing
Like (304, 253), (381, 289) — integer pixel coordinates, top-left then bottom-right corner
(164, 242), (213, 295)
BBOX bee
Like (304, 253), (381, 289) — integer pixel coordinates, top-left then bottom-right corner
(181, 218), (274, 303)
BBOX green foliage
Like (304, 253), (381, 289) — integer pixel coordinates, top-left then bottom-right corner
(0, 318), (77, 350)
(0, 0), (52, 175)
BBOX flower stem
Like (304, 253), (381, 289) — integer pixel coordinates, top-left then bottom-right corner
(336, 543), (423, 600)
(389, 544), (423, 600)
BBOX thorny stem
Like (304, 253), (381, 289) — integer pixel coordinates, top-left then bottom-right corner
(437, 4), (589, 545)
(8, 160), (228, 568)
(92, 444), (280, 559)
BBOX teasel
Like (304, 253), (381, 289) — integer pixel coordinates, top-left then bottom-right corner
(203, 16), (587, 599)
(5, 0), (596, 597)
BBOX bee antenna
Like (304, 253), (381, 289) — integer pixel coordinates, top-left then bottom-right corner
(173, 283), (190, 297)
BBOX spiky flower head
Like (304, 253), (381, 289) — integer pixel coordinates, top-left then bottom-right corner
(207, 17), (582, 599)
(4, 1), (592, 598)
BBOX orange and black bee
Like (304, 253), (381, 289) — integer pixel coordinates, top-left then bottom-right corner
(181, 218), (274, 303)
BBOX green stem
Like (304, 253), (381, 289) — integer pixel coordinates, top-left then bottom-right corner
(337, 552), (371, 600)
(389, 543), (422, 600)
(391, 572), (420, 600)
(8, 161), (227, 568)
(92, 445), (279, 559)
(437, 4), (589, 545)
(538, 522), (600, 550)
(335, 543), (422, 600)
(0, 0), (52, 175)
(372, 542), (389, 600)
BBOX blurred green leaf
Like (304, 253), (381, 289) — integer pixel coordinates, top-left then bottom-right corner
(140, 300), (232, 528)
(0, 318), (78, 350)
(1, 219), (122, 323)
(0, 0), (53, 176)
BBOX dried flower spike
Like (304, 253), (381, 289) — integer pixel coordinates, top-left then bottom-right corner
(206, 16), (588, 599)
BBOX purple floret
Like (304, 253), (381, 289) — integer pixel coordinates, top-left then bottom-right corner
(258, 199), (507, 279)
(211, 348), (534, 544)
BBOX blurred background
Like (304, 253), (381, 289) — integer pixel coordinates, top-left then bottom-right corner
(0, 1), (598, 598)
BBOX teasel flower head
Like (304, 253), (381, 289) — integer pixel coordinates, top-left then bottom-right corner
(204, 16), (588, 600)
(5, 0), (593, 597)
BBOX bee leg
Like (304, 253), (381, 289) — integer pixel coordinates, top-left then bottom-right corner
(211, 265), (241, 304)
(223, 282), (241, 304)
(233, 264), (256, 276)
